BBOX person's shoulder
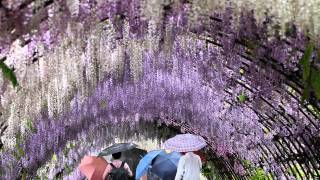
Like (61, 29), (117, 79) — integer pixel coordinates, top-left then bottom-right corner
(123, 162), (131, 168)
(196, 154), (201, 161)
(191, 152), (201, 160)
(180, 154), (188, 161)
(104, 163), (112, 172)
(197, 155), (201, 162)
(192, 152), (200, 157)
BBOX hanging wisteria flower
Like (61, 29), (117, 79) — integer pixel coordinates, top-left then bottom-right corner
(0, 0), (319, 179)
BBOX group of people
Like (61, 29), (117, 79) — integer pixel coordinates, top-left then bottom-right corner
(102, 151), (204, 180)
(80, 134), (207, 180)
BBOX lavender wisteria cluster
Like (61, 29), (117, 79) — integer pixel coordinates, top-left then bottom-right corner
(0, 0), (319, 179)
(0, 44), (264, 178)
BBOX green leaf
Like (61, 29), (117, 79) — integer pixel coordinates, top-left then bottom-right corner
(243, 39), (258, 51)
(99, 99), (108, 109)
(263, 127), (270, 134)
(0, 60), (18, 87)
(287, 86), (296, 95)
(250, 168), (268, 180)
(14, 132), (25, 158)
(13, 150), (20, 160)
(26, 119), (37, 133)
(15, 133), (21, 144)
(64, 164), (72, 175)
(16, 142), (25, 158)
(21, 170), (27, 180)
(313, 169), (320, 176)
(306, 104), (320, 118)
(70, 142), (75, 149)
(201, 161), (216, 179)
(239, 68), (245, 75)
(63, 148), (69, 157)
(310, 68), (320, 99)
(52, 154), (57, 162)
(238, 93), (247, 103)
(299, 42), (314, 100)
(243, 160), (251, 169)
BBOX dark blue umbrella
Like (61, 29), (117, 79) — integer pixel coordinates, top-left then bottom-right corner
(149, 151), (181, 180)
(135, 150), (163, 180)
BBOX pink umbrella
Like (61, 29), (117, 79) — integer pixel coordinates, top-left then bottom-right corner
(164, 134), (207, 152)
(79, 156), (108, 180)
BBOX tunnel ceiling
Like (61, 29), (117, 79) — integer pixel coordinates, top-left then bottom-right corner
(0, 0), (320, 179)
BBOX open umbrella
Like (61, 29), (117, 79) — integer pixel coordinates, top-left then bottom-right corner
(98, 142), (138, 156)
(121, 148), (147, 179)
(164, 134), (206, 152)
(149, 151), (181, 180)
(79, 156), (108, 180)
(100, 143), (147, 180)
(135, 150), (163, 180)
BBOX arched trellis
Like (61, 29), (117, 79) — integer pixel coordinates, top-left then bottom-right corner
(202, 21), (320, 179)
(0, 0), (320, 179)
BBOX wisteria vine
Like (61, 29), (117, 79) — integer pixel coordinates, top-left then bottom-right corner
(0, 0), (319, 179)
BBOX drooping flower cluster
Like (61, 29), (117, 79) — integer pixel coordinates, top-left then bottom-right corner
(0, 0), (319, 179)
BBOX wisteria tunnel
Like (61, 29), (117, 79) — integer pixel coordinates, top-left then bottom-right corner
(0, 0), (320, 179)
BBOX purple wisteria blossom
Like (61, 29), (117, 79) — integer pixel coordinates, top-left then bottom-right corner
(0, 0), (319, 179)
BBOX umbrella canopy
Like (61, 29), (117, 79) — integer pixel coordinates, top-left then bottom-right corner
(79, 156), (108, 180)
(164, 134), (206, 152)
(149, 151), (181, 180)
(135, 150), (163, 180)
(98, 142), (138, 156)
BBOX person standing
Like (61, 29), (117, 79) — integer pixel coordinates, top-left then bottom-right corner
(103, 152), (133, 180)
(163, 134), (206, 180)
(174, 151), (202, 180)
